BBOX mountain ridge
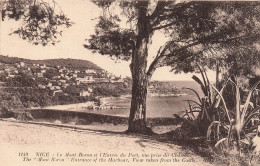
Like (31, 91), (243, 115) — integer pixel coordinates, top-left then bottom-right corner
(0, 55), (102, 71)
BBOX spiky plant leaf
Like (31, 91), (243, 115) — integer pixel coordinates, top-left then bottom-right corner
(241, 81), (260, 125)
(183, 87), (202, 103)
(211, 85), (231, 122)
(192, 75), (208, 96)
(215, 137), (228, 148)
(207, 121), (221, 141)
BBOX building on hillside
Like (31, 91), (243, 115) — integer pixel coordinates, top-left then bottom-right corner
(41, 70), (46, 73)
(59, 79), (67, 83)
(16, 64), (21, 68)
(38, 84), (46, 89)
(21, 69), (31, 75)
(47, 82), (52, 87)
(40, 64), (46, 69)
(37, 73), (43, 77)
(52, 86), (61, 90)
(110, 75), (116, 80)
(94, 78), (109, 83)
(53, 90), (63, 96)
(111, 77), (124, 83)
(76, 76), (94, 84)
(20, 62), (25, 67)
(4, 68), (11, 72)
(65, 75), (70, 80)
(85, 69), (96, 74)
(88, 87), (93, 93)
(79, 90), (91, 97)
(8, 74), (16, 78)
(49, 86), (55, 90)
(62, 83), (69, 88)
(8, 70), (18, 76)
(253, 65), (260, 76)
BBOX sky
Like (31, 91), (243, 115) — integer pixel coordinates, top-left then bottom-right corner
(0, 0), (216, 81)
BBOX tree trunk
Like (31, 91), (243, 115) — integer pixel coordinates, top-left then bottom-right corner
(128, 74), (150, 134)
(127, 1), (152, 134)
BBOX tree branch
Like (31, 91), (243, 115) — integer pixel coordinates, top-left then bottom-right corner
(164, 33), (259, 58)
(149, 1), (167, 19)
(146, 32), (259, 80)
(151, 21), (176, 31)
(146, 41), (172, 79)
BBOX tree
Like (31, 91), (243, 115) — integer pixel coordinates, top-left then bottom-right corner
(205, 45), (260, 88)
(86, 1), (260, 133)
(1, 0), (71, 46)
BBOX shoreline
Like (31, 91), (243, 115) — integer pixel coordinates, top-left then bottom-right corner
(41, 93), (189, 111)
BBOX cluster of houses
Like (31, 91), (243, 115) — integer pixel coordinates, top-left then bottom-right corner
(0, 61), (124, 97)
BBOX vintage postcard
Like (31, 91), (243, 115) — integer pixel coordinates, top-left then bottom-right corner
(0, 0), (259, 166)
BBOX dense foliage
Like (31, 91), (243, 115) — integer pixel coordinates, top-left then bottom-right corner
(1, 0), (72, 46)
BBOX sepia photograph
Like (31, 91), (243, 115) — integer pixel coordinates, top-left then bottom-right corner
(0, 0), (260, 165)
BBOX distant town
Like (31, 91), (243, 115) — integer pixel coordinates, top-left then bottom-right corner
(1, 61), (125, 96)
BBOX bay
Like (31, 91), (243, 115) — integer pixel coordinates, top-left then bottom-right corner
(45, 81), (203, 118)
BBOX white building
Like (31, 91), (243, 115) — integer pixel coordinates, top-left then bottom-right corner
(20, 62), (25, 67)
(85, 69), (96, 74)
(53, 90), (63, 96)
(40, 64), (46, 69)
(80, 90), (91, 97)
(47, 82), (52, 87)
(37, 73), (43, 77)
(38, 84), (46, 89)
(76, 76), (94, 84)
(88, 87), (93, 93)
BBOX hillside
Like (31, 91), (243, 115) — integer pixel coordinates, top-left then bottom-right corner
(0, 55), (102, 71)
(0, 55), (130, 113)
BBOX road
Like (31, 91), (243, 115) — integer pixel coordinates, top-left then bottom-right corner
(0, 119), (212, 166)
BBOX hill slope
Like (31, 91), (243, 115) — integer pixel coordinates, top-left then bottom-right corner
(0, 55), (102, 71)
